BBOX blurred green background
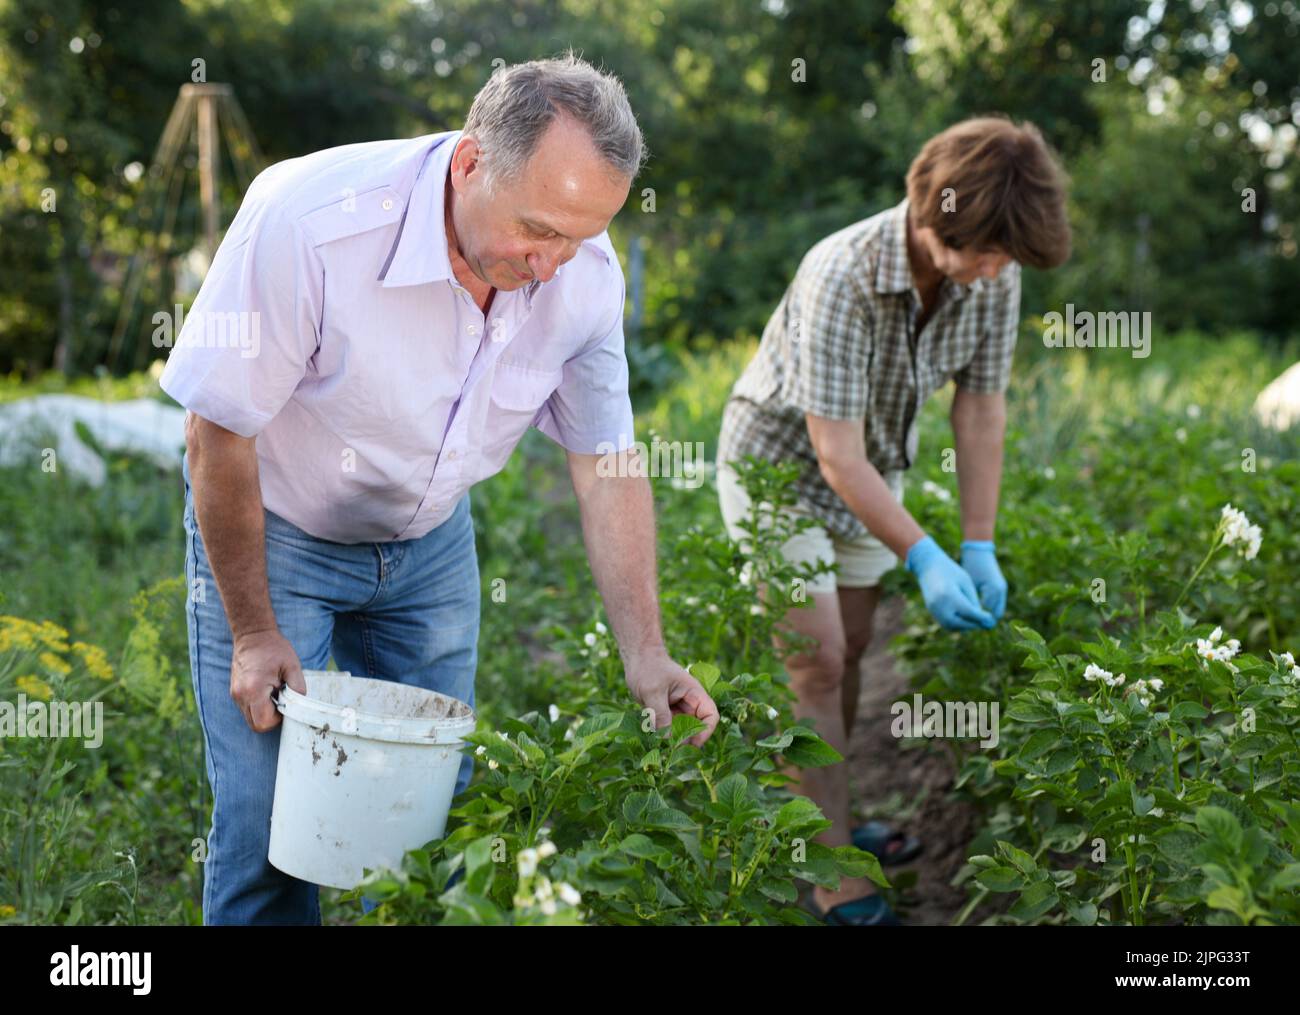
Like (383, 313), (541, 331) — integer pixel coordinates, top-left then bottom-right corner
(1, 0), (1298, 386)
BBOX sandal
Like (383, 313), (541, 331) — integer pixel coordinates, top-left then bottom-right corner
(813, 893), (902, 926)
(851, 820), (923, 865)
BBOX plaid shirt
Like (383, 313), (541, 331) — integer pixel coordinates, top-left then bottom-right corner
(717, 196), (1021, 541)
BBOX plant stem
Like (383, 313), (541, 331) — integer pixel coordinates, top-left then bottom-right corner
(1174, 535), (1222, 608)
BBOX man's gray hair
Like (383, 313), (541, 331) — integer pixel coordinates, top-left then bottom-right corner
(461, 51), (647, 193)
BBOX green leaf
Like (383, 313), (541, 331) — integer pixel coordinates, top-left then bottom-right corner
(975, 866), (1025, 892)
(1267, 865), (1300, 892)
(780, 727), (843, 767)
(1154, 829), (1201, 865)
(1195, 806), (1244, 853)
(1009, 880), (1058, 921)
(666, 712), (706, 746)
(687, 661), (722, 694)
(775, 795), (823, 831)
(756, 730), (795, 751)
(463, 837), (496, 896)
(1006, 700), (1056, 723)
(996, 841), (1039, 876)
(1019, 730), (1059, 760)
(1043, 748), (1081, 776)
(574, 712), (624, 739)
(1169, 701), (1210, 722)
(715, 772), (750, 813)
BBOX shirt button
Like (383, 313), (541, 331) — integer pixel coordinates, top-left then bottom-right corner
(381, 198), (393, 210)
(447, 450), (458, 460)
(467, 324), (479, 336)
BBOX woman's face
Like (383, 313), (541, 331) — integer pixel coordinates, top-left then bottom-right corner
(913, 222), (1013, 285)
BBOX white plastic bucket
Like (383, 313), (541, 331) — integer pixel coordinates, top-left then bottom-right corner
(268, 669), (476, 890)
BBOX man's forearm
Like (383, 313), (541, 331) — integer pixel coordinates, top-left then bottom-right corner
(951, 388), (1006, 541)
(570, 454), (668, 664)
(186, 413), (277, 638)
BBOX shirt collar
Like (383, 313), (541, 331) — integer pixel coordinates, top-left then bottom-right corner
(380, 129), (563, 307)
(874, 195), (984, 299)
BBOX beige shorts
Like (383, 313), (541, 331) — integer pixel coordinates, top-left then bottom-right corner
(716, 460), (905, 596)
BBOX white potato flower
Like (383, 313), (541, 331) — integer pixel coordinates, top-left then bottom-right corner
(1083, 663), (1123, 686)
(1219, 504), (1262, 560)
(557, 882), (582, 906)
(921, 479), (953, 502)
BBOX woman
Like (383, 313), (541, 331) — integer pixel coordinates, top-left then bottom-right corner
(716, 115), (1071, 925)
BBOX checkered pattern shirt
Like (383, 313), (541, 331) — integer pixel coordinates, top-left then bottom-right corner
(717, 196), (1021, 542)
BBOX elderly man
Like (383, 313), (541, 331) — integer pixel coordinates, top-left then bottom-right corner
(716, 116), (1071, 925)
(160, 54), (718, 926)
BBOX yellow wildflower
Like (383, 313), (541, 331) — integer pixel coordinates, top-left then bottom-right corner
(16, 674), (53, 701)
(37, 620), (71, 653)
(0, 905), (16, 918)
(72, 641), (115, 681)
(39, 651), (72, 677)
(0, 616), (39, 653)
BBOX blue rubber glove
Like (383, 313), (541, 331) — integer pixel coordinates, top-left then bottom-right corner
(905, 535), (995, 631)
(960, 540), (1007, 622)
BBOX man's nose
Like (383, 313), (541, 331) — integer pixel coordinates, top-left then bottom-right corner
(527, 251), (560, 282)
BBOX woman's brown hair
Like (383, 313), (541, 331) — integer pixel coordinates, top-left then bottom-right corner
(906, 115), (1072, 270)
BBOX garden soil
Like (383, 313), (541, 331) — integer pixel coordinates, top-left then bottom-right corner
(837, 594), (1003, 926)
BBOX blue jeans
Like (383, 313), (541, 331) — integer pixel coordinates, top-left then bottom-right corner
(182, 451), (480, 925)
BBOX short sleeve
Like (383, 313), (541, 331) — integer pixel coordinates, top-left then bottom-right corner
(954, 263), (1021, 395)
(157, 173), (323, 438)
(784, 254), (872, 421)
(534, 268), (636, 454)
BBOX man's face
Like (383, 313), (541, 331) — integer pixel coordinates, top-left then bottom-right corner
(915, 224), (1013, 286)
(447, 116), (632, 290)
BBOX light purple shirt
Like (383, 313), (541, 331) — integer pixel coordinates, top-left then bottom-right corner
(159, 130), (636, 543)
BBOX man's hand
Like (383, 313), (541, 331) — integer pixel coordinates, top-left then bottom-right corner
(230, 628), (307, 732)
(906, 535), (995, 631)
(623, 650), (720, 748)
(960, 540), (1007, 621)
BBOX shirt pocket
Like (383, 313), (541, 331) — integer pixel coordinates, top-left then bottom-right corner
(482, 363), (565, 453)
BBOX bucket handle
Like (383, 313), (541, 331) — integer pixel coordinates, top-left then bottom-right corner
(268, 682), (358, 734)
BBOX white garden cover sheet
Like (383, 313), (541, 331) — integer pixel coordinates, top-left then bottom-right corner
(0, 394), (186, 486)
(1253, 361), (1300, 432)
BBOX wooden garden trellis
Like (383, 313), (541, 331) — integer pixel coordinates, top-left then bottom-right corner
(108, 83), (263, 372)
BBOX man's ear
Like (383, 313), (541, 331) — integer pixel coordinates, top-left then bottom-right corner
(450, 136), (484, 188)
